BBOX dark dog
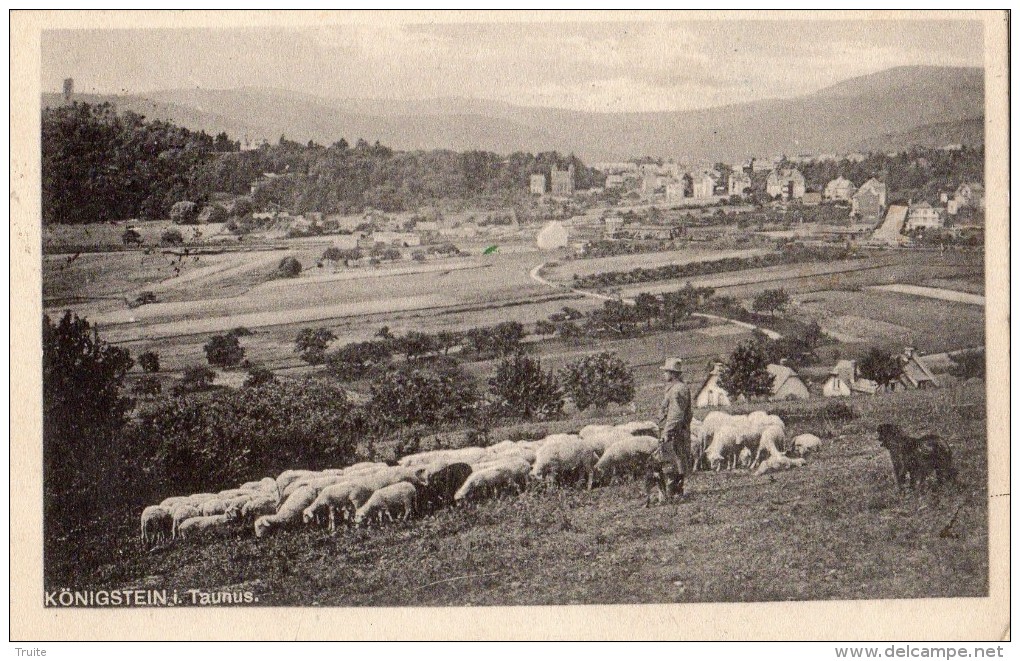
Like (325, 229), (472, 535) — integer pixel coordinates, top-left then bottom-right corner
(877, 423), (958, 490)
(644, 459), (683, 507)
(414, 462), (473, 513)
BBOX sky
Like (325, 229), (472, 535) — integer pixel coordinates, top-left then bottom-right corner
(41, 19), (984, 113)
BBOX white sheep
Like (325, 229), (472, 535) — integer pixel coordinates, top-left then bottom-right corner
(169, 503), (204, 539)
(178, 514), (233, 541)
(454, 462), (529, 502)
(281, 473), (346, 499)
(216, 488), (249, 499)
(202, 494), (252, 517)
(698, 411), (734, 450)
(354, 482), (418, 526)
(275, 469), (318, 495)
(614, 420), (659, 437)
(705, 424), (742, 471)
(531, 435), (599, 489)
(488, 445), (537, 465)
(578, 424), (616, 439)
(230, 492), (278, 523)
(187, 492), (219, 503)
(791, 433), (822, 457)
(594, 435), (658, 483)
(303, 481), (374, 530)
(738, 447), (753, 469)
(580, 430), (633, 456)
(755, 455), (807, 476)
(254, 486), (318, 538)
(753, 423), (786, 467)
(140, 505), (172, 546)
(159, 495), (193, 509)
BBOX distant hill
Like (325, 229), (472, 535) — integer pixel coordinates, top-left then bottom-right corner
(855, 117), (985, 153)
(42, 66), (984, 162)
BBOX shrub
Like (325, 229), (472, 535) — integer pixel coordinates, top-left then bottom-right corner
(366, 358), (479, 430)
(132, 376), (162, 397)
(43, 312), (134, 523)
(229, 326), (254, 338)
(133, 291), (157, 307)
(752, 288), (791, 316)
(199, 204), (229, 224)
(169, 200), (199, 224)
(174, 365), (216, 394)
(203, 333), (245, 368)
(160, 228), (184, 246)
(488, 353), (564, 421)
(243, 363), (277, 388)
(133, 380), (359, 495)
(559, 352), (635, 411)
(278, 256), (302, 278)
(535, 319), (557, 335)
(393, 331), (439, 360)
(138, 350), (160, 373)
(230, 197), (254, 217)
(858, 347), (903, 392)
(719, 340), (774, 399)
(326, 340), (393, 381)
(822, 401), (855, 423)
(295, 327), (337, 365)
(949, 349), (985, 380)
(121, 227), (143, 246)
(411, 249), (426, 262)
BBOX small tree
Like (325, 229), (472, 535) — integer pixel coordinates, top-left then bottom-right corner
(295, 327), (337, 365)
(634, 293), (660, 328)
(326, 340), (393, 382)
(752, 288), (791, 316)
(489, 353), (564, 420)
(138, 350), (160, 373)
(199, 205), (229, 224)
(160, 228), (184, 246)
(559, 352), (635, 411)
(278, 256), (302, 278)
(376, 326), (394, 340)
(719, 339), (774, 400)
(243, 363), (277, 388)
(174, 365), (216, 394)
(411, 249), (426, 262)
(858, 347), (904, 392)
(490, 321), (525, 356)
(231, 197), (254, 217)
(170, 200), (199, 224)
(121, 227), (143, 246)
(535, 319), (557, 336)
(394, 331), (438, 360)
(949, 349), (985, 380)
(434, 330), (461, 355)
(204, 333), (245, 368)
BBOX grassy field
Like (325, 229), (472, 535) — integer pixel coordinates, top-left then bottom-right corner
(54, 382), (987, 605)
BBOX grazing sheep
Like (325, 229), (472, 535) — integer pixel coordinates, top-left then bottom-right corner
(753, 423), (787, 467)
(579, 424), (616, 439)
(303, 481), (373, 530)
(791, 433), (822, 457)
(254, 486), (317, 538)
(140, 506), (172, 546)
(754, 455), (807, 476)
(275, 469), (318, 495)
(159, 496), (193, 509)
(454, 464), (529, 503)
(187, 493), (219, 503)
(354, 482), (418, 526)
(169, 503), (203, 539)
(705, 424), (742, 471)
(698, 411), (734, 451)
(580, 430), (632, 456)
(230, 493), (278, 523)
(531, 436), (599, 489)
(203, 495), (252, 517)
(614, 420), (659, 437)
(217, 488), (248, 499)
(281, 473), (346, 499)
(594, 435), (659, 484)
(177, 514), (233, 541)
(414, 462), (473, 513)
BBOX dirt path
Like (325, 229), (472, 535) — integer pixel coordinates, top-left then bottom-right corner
(866, 284), (985, 306)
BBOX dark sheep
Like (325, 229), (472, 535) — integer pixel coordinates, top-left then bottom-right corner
(415, 462), (472, 513)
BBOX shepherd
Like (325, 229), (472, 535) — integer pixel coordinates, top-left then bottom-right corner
(652, 357), (694, 500)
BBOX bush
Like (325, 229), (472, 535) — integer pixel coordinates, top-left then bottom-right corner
(138, 350), (160, 373)
(326, 340), (393, 381)
(488, 353), (564, 421)
(752, 288), (791, 316)
(174, 365), (216, 394)
(559, 352), (635, 411)
(411, 249), (426, 262)
(858, 347), (903, 392)
(121, 227), (143, 246)
(278, 256), (302, 278)
(366, 358), (479, 430)
(295, 327), (337, 365)
(243, 364), (277, 388)
(132, 376), (162, 397)
(133, 380), (359, 495)
(823, 401), (855, 423)
(133, 291), (157, 307)
(229, 326), (254, 338)
(230, 197), (255, 217)
(43, 312), (135, 525)
(169, 200), (199, 224)
(160, 228), (184, 246)
(204, 333), (245, 368)
(949, 349), (985, 380)
(199, 204), (229, 224)
(719, 340), (774, 400)
(393, 331), (439, 360)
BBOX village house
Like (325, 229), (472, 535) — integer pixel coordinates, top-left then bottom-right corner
(605, 174), (625, 189)
(666, 180), (687, 202)
(766, 168), (806, 200)
(954, 182), (985, 209)
(550, 166), (575, 195)
(691, 172), (716, 199)
(851, 178), (888, 221)
(905, 201), (945, 231)
(767, 363), (810, 401)
(898, 347), (939, 390)
(728, 171), (752, 197)
(530, 174), (547, 195)
(695, 363), (731, 408)
(642, 171), (661, 196)
(822, 359), (879, 397)
(824, 176), (857, 201)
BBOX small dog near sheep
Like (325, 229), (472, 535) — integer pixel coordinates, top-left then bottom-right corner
(877, 423), (957, 490)
(644, 459), (683, 507)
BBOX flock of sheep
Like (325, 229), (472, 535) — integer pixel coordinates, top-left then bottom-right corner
(139, 413), (823, 547)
